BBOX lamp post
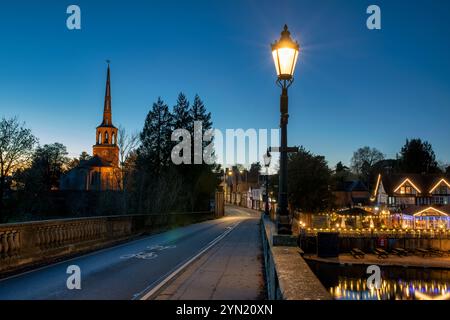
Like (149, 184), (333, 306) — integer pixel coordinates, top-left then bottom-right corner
(227, 169), (233, 203)
(263, 151), (271, 215)
(271, 25), (300, 235)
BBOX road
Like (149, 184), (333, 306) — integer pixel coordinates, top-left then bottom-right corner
(0, 206), (262, 300)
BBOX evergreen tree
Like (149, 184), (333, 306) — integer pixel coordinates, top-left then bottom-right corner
(190, 94), (212, 132)
(138, 97), (173, 174)
(399, 138), (440, 173)
(190, 94), (212, 163)
(187, 95), (218, 211)
(132, 98), (174, 213)
(287, 147), (333, 212)
(172, 92), (192, 131)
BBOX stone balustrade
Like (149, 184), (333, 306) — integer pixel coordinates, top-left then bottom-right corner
(0, 212), (213, 275)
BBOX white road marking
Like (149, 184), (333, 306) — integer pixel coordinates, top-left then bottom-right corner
(136, 220), (242, 300)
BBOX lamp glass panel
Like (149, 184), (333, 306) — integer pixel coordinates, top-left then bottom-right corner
(272, 50), (281, 76)
(277, 47), (297, 76)
(291, 50), (299, 76)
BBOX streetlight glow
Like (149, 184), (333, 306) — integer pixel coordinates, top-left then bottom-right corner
(271, 25), (300, 80)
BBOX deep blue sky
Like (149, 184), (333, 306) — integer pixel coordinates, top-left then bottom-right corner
(0, 0), (449, 167)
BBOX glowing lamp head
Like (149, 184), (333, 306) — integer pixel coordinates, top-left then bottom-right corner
(271, 25), (300, 81)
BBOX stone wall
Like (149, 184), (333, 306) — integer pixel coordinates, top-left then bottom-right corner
(0, 212), (214, 275)
(260, 215), (331, 300)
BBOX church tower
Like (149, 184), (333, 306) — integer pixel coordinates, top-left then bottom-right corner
(93, 63), (119, 167)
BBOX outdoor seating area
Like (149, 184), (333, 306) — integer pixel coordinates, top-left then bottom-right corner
(374, 247), (389, 259)
(305, 250), (450, 269)
(350, 248), (365, 259)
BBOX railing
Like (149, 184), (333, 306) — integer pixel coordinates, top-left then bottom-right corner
(0, 212), (214, 273)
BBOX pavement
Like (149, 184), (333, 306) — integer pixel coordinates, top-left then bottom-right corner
(153, 206), (265, 300)
(0, 205), (265, 300)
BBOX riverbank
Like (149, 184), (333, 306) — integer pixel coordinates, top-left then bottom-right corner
(304, 253), (450, 269)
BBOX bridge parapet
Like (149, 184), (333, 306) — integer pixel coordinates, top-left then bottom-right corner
(261, 215), (331, 300)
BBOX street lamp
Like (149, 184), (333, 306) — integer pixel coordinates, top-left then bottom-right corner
(263, 151), (272, 216)
(227, 169), (233, 203)
(271, 25), (300, 235)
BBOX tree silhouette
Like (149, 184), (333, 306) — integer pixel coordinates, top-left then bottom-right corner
(287, 147), (333, 213)
(0, 117), (37, 219)
(351, 146), (384, 184)
(399, 138), (440, 173)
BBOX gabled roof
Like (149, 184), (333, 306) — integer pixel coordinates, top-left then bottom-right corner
(402, 205), (450, 217)
(376, 174), (450, 196)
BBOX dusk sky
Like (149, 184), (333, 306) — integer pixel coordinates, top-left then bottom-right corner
(1, 0), (449, 167)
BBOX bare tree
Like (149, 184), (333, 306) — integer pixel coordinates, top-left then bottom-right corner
(114, 126), (139, 213)
(0, 117), (37, 215)
(118, 125), (139, 170)
(350, 146), (384, 183)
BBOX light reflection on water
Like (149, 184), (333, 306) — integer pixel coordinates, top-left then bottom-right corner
(329, 278), (449, 300)
(306, 261), (450, 300)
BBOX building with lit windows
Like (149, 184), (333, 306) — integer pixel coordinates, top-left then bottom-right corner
(371, 173), (450, 229)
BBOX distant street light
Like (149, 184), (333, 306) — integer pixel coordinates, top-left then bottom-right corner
(271, 25), (300, 235)
(263, 151), (271, 216)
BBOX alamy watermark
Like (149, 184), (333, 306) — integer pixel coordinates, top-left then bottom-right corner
(66, 265), (81, 290)
(66, 5), (81, 30)
(171, 121), (279, 167)
(366, 265), (381, 290)
(367, 5), (381, 30)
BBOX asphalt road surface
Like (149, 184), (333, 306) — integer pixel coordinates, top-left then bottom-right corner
(0, 206), (260, 300)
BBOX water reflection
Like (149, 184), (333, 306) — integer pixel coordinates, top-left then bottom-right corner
(307, 260), (450, 300)
(330, 278), (449, 300)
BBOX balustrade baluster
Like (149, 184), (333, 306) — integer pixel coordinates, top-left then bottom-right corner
(67, 224), (73, 241)
(35, 227), (41, 247)
(2, 231), (10, 258)
(89, 222), (94, 239)
(37, 228), (43, 248)
(45, 227), (51, 248)
(58, 226), (64, 245)
(14, 231), (21, 254)
(8, 231), (16, 256)
(55, 226), (61, 246)
(80, 223), (85, 240)
(76, 224), (81, 241)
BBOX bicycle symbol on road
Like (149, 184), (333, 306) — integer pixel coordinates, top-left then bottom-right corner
(120, 252), (158, 260)
(120, 244), (177, 260)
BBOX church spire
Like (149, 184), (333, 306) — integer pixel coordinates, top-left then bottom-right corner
(102, 61), (112, 126)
